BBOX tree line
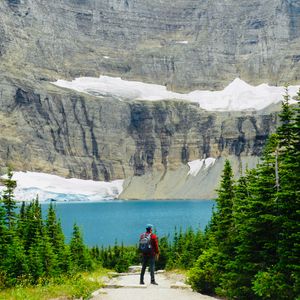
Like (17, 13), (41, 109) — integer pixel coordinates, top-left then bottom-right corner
(89, 226), (205, 273)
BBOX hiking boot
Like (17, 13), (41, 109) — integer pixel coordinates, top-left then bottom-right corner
(151, 281), (158, 285)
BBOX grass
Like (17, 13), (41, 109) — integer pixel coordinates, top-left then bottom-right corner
(0, 268), (109, 300)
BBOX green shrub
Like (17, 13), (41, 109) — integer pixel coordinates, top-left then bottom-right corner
(188, 248), (220, 295)
(252, 269), (294, 300)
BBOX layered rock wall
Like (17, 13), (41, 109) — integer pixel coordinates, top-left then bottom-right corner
(0, 0), (294, 198)
(0, 0), (299, 90)
(0, 80), (278, 186)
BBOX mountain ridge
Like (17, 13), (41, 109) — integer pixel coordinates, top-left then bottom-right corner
(0, 0), (299, 198)
(1, 0), (300, 90)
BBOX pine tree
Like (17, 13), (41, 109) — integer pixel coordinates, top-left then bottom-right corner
(16, 201), (26, 239)
(213, 159), (235, 248)
(27, 234), (45, 282)
(45, 203), (69, 272)
(69, 223), (92, 271)
(0, 201), (9, 286)
(0, 201), (8, 261)
(156, 236), (169, 270)
(223, 92), (300, 299)
(189, 160), (235, 295)
(193, 228), (205, 259)
(38, 227), (59, 279)
(1, 168), (17, 230)
(22, 198), (44, 251)
(273, 90), (300, 298)
(277, 86), (295, 150)
(222, 135), (281, 299)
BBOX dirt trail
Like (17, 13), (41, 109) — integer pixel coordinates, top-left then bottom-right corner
(91, 269), (218, 300)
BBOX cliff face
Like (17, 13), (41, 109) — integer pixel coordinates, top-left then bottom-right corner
(0, 78), (277, 191)
(0, 0), (294, 198)
(0, 0), (299, 90)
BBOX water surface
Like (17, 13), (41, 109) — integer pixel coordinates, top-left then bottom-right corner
(41, 200), (215, 246)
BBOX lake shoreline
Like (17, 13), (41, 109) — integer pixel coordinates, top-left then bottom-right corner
(34, 198), (215, 204)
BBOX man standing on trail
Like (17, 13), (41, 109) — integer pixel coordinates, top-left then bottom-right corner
(139, 224), (159, 285)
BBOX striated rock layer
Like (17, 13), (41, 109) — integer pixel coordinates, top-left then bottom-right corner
(0, 0), (294, 198)
(0, 0), (299, 90)
(0, 77), (278, 198)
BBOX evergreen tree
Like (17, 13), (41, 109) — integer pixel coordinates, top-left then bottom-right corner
(38, 227), (59, 279)
(189, 160), (235, 295)
(0, 168), (17, 229)
(193, 229), (205, 259)
(69, 223), (92, 271)
(156, 236), (169, 270)
(188, 246), (221, 294)
(0, 200), (8, 265)
(22, 198), (44, 251)
(277, 86), (295, 150)
(250, 89), (300, 299)
(271, 90), (300, 299)
(45, 203), (69, 272)
(27, 234), (45, 282)
(16, 201), (26, 240)
(1, 235), (28, 287)
(222, 135), (280, 299)
(213, 91), (300, 299)
(213, 159), (235, 249)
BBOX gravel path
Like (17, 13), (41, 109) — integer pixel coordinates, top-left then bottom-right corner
(91, 270), (218, 300)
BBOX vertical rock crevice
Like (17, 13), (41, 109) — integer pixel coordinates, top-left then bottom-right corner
(129, 103), (156, 176)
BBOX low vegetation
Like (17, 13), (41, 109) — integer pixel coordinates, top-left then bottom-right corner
(0, 270), (106, 300)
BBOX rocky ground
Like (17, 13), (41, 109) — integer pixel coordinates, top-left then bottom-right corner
(91, 267), (218, 300)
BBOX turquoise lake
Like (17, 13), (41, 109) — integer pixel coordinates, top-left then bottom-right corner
(41, 200), (215, 247)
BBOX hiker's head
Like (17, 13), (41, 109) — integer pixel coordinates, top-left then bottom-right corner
(146, 224), (153, 233)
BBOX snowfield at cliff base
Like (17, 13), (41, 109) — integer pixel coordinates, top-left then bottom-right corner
(52, 76), (300, 111)
(0, 158), (214, 202)
(0, 172), (124, 202)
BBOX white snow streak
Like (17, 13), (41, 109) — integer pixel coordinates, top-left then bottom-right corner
(175, 41), (189, 44)
(188, 158), (216, 177)
(52, 76), (300, 111)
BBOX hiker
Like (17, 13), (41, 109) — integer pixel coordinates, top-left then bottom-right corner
(139, 224), (160, 285)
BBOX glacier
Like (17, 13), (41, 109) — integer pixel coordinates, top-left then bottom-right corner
(0, 172), (124, 202)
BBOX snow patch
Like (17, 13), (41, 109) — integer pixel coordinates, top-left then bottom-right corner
(52, 76), (300, 111)
(175, 41), (189, 44)
(204, 157), (216, 169)
(188, 158), (216, 176)
(0, 172), (124, 202)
